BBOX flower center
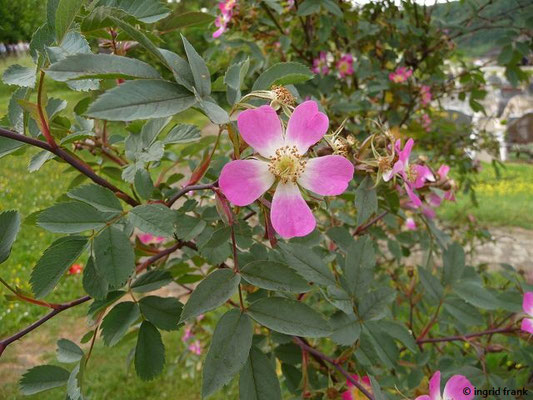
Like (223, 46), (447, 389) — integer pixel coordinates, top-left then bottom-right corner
(268, 145), (306, 183)
(407, 165), (418, 182)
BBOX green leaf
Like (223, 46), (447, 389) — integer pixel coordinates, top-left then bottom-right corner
(87, 290), (125, 317)
(248, 297), (331, 338)
(94, 226), (135, 288)
(8, 87), (30, 133)
(134, 169), (154, 200)
(30, 236), (88, 298)
(278, 242), (336, 286)
(2, 64), (36, 88)
(239, 346), (282, 400)
(30, 23), (55, 61)
(66, 358), (84, 400)
(361, 323), (398, 369)
(240, 260), (310, 293)
(453, 281), (502, 310)
(343, 236), (375, 296)
(443, 297), (484, 326)
(329, 311), (361, 346)
(158, 48), (194, 91)
(180, 269), (240, 322)
(297, 0), (321, 16)
(129, 204), (178, 237)
(95, 0), (170, 23)
(159, 11), (214, 31)
(101, 301), (140, 346)
(131, 270), (172, 293)
(442, 242), (465, 286)
(37, 202), (107, 233)
(181, 34), (210, 97)
(163, 124), (201, 144)
(225, 58), (250, 104)
(354, 176), (377, 225)
(19, 365), (70, 395)
(175, 214), (207, 241)
(82, 257), (109, 300)
(139, 296), (182, 331)
(196, 98), (229, 124)
(358, 287), (395, 322)
(202, 309), (253, 398)
(0, 136), (25, 159)
(379, 321), (417, 353)
(67, 184), (123, 213)
(56, 339), (84, 363)
(0, 210), (21, 264)
(252, 62), (314, 90)
(55, 0), (84, 43)
(418, 266), (443, 301)
(28, 151), (54, 173)
(47, 54), (161, 82)
(86, 79), (196, 121)
(135, 321), (165, 381)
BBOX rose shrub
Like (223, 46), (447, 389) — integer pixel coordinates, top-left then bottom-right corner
(0, 0), (532, 399)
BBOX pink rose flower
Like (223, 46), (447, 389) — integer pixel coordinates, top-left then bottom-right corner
(522, 291), (533, 334)
(212, 0), (237, 38)
(416, 371), (474, 400)
(389, 66), (412, 83)
(337, 54), (354, 78)
(188, 340), (202, 355)
(341, 374), (372, 400)
(138, 233), (165, 245)
(181, 326), (193, 342)
(312, 51), (330, 75)
(421, 113), (432, 132)
(405, 217), (417, 230)
(382, 138), (434, 208)
(219, 101), (354, 238)
(420, 85), (432, 106)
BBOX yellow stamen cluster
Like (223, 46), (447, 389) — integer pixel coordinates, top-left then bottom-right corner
(268, 145), (307, 183)
(407, 164), (418, 182)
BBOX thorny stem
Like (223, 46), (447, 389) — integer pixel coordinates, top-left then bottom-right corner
(416, 326), (520, 344)
(353, 211), (388, 236)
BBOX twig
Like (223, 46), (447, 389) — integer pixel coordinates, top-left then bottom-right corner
(417, 326), (519, 344)
(166, 182), (217, 207)
(353, 211), (388, 236)
(0, 127), (139, 207)
(293, 337), (375, 400)
(0, 296), (91, 357)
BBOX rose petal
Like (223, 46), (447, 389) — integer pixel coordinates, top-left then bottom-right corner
(237, 105), (284, 157)
(443, 375), (474, 400)
(405, 183), (422, 208)
(298, 155), (354, 196)
(415, 397), (431, 400)
(429, 371), (441, 400)
(523, 292), (533, 315)
(219, 160), (274, 206)
(398, 138), (414, 165)
(521, 318), (533, 334)
(438, 164), (450, 179)
(286, 101), (329, 154)
(341, 390), (354, 400)
(271, 182), (315, 238)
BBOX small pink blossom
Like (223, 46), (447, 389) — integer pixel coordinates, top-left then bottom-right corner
(420, 85), (432, 106)
(312, 51), (330, 75)
(421, 113), (432, 132)
(181, 326), (193, 342)
(196, 314), (205, 321)
(521, 292), (533, 334)
(212, 0), (237, 38)
(382, 138), (434, 208)
(389, 66), (412, 83)
(342, 375), (372, 400)
(188, 340), (202, 355)
(68, 264), (83, 275)
(138, 233), (165, 245)
(219, 101), (354, 239)
(337, 54), (354, 78)
(437, 164), (455, 201)
(405, 217), (417, 230)
(415, 371), (473, 400)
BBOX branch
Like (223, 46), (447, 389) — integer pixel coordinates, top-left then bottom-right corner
(0, 240), (188, 358)
(0, 296), (91, 357)
(293, 337), (375, 400)
(416, 326), (519, 344)
(353, 211), (388, 236)
(0, 127), (139, 207)
(166, 182), (217, 207)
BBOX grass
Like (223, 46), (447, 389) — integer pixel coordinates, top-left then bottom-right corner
(439, 162), (533, 229)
